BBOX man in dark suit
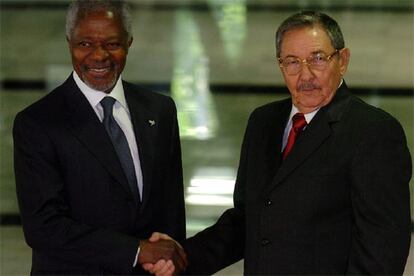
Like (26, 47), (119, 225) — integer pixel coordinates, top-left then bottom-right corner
(146, 11), (412, 275)
(13, 1), (187, 274)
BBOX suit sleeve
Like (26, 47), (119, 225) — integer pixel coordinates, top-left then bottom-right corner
(13, 112), (140, 274)
(182, 113), (255, 275)
(161, 98), (186, 242)
(347, 116), (412, 274)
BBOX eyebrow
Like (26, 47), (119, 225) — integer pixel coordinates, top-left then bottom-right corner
(74, 35), (123, 42)
(282, 50), (327, 59)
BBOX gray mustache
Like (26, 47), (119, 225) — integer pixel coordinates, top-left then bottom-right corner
(298, 83), (320, 90)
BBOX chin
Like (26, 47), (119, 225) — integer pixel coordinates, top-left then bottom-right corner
(297, 95), (321, 104)
(83, 75), (118, 92)
(297, 99), (324, 110)
(85, 80), (115, 92)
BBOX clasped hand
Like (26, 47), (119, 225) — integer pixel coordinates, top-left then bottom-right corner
(138, 232), (186, 275)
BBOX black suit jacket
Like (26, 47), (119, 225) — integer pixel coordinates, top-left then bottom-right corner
(13, 75), (186, 275)
(183, 83), (412, 275)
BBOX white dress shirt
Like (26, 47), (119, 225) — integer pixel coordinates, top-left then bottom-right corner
(73, 71), (143, 199)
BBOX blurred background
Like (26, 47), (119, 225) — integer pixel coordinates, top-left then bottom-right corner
(1, 0), (413, 274)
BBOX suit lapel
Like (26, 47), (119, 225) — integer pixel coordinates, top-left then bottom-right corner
(266, 83), (352, 193)
(268, 110), (332, 191)
(263, 101), (291, 180)
(62, 76), (132, 197)
(124, 83), (157, 210)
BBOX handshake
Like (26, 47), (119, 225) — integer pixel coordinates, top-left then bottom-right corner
(138, 232), (187, 275)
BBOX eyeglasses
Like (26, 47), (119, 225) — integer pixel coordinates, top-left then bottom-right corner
(278, 49), (341, 75)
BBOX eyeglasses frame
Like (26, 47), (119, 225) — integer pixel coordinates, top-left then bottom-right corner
(278, 48), (343, 75)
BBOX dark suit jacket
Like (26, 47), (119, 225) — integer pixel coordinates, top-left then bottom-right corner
(13, 75), (186, 275)
(183, 83), (412, 275)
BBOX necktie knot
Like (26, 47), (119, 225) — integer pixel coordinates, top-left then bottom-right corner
(282, 112), (307, 160)
(292, 113), (307, 132)
(101, 97), (116, 118)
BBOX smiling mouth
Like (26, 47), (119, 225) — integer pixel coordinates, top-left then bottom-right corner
(86, 66), (113, 77)
(90, 68), (110, 72)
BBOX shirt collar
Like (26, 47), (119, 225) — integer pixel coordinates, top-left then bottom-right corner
(73, 71), (128, 110)
(288, 105), (319, 125)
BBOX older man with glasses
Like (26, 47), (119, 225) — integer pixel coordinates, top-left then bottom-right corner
(145, 11), (412, 275)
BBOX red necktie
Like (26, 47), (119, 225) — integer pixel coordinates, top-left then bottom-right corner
(282, 113), (307, 160)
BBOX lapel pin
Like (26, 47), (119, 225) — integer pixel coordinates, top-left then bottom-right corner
(148, 120), (156, 126)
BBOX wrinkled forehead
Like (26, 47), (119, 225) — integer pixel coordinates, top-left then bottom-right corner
(72, 9), (126, 35)
(75, 9), (119, 25)
(280, 25), (334, 57)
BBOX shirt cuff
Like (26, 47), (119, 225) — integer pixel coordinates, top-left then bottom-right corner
(133, 246), (140, 267)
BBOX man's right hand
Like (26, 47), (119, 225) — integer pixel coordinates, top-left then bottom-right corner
(138, 232), (187, 274)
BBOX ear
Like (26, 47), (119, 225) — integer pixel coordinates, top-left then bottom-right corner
(276, 57), (284, 74)
(66, 36), (73, 50)
(339, 48), (350, 76)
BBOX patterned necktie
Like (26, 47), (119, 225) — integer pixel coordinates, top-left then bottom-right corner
(282, 113), (307, 160)
(101, 97), (140, 204)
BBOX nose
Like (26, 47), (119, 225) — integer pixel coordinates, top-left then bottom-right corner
(90, 45), (109, 61)
(299, 61), (315, 81)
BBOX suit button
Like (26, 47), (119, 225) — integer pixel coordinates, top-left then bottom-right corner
(261, 239), (270, 246)
(266, 199), (272, 206)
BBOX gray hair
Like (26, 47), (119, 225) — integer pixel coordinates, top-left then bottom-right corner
(66, 0), (132, 40)
(275, 11), (345, 57)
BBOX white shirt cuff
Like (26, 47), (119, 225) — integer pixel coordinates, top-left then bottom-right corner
(133, 246), (140, 267)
